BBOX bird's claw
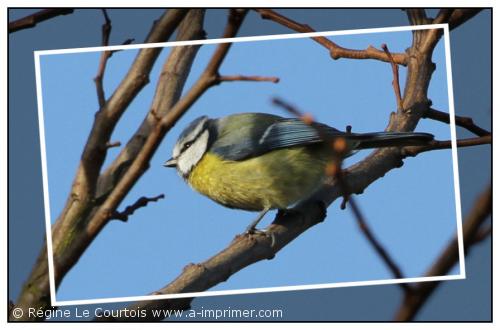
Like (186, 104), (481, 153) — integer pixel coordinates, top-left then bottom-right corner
(245, 227), (276, 248)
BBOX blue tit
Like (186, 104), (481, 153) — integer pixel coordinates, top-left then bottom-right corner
(164, 112), (433, 231)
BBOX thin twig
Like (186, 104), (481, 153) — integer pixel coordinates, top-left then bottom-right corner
(111, 194), (165, 222)
(272, 97), (411, 292)
(218, 75), (280, 83)
(94, 9), (113, 108)
(271, 97), (313, 121)
(255, 9), (407, 66)
(9, 8), (74, 33)
(101, 9), (111, 44)
(348, 193), (411, 292)
(401, 135), (491, 157)
(423, 107), (491, 137)
(109, 38), (135, 56)
(105, 141), (121, 149)
(334, 158), (410, 292)
(382, 44), (404, 111)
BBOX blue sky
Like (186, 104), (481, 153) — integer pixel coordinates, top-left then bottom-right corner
(38, 28), (458, 302)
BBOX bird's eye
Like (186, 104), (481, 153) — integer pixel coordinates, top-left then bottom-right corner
(182, 142), (193, 151)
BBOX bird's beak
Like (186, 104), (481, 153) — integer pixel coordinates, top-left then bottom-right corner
(163, 158), (177, 168)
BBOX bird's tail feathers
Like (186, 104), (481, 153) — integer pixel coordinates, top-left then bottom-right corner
(351, 132), (434, 149)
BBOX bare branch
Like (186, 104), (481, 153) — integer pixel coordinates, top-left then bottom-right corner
(103, 200), (328, 321)
(218, 74), (280, 83)
(448, 9), (482, 31)
(382, 44), (404, 111)
(394, 185), (492, 321)
(433, 8), (454, 24)
(255, 9), (408, 66)
(401, 135), (491, 157)
(405, 9), (431, 50)
(471, 225), (491, 244)
(338, 175), (411, 293)
(9, 8), (74, 33)
(105, 141), (121, 149)
(94, 9), (113, 108)
(111, 194), (165, 222)
(421, 9), (482, 54)
(423, 107), (491, 137)
(272, 97), (314, 123)
(405, 9), (430, 25)
(108, 38), (135, 56)
(421, 10), (454, 53)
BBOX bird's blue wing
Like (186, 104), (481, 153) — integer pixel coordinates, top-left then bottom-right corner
(211, 117), (343, 161)
(259, 119), (343, 149)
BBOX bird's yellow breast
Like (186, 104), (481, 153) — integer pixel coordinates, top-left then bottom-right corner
(187, 146), (332, 211)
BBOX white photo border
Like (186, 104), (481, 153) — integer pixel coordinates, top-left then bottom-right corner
(33, 23), (465, 307)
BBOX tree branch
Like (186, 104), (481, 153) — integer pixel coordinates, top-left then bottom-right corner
(217, 74), (280, 83)
(105, 141), (121, 149)
(337, 172), (411, 293)
(448, 9), (482, 31)
(423, 107), (491, 137)
(102, 200), (327, 321)
(111, 194), (165, 222)
(401, 135), (491, 157)
(405, 9), (431, 50)
(394, 185), (492, 321)
(433, 9), (454, 24)
(408, 8), (430, 24)
(9, 8), (74, 33)
(421, 9), (482, 54)
(255, 9), (408, 66)
(382, 43), (404, 111)
(94, 9), (112, 108)
(471, 225), (491, 244)
(349, 196), (411, 292)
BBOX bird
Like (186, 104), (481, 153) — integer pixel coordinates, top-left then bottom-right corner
(163, 112), (434, 232)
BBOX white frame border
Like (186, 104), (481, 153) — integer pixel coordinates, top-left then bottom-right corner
(34, 23), (465, 307)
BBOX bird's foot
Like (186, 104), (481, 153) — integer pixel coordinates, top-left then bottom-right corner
(245, 226), (276, 248)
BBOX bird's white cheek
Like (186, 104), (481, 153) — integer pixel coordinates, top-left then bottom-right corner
(177, 130), (209, 176)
